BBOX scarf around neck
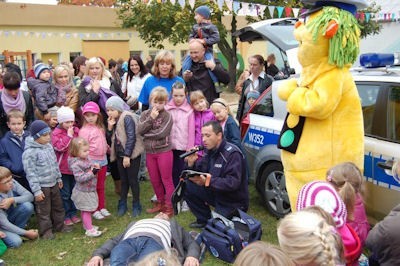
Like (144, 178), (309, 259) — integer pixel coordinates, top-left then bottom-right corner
(1, 90), (26, 114)
(55, 83), (73, 105)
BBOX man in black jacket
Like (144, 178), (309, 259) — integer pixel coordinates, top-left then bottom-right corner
(182, 39), (230, 104)
(87, 212), (200, 266)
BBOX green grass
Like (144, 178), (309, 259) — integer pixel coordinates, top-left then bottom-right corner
(2, 177), (280, 265)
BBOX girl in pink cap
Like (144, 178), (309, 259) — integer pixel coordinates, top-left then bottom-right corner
(79, 101), (110, 220)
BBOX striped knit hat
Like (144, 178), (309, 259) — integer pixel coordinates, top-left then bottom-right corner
(296, 181), (347, 228)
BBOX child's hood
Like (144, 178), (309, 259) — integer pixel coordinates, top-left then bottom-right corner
(165, 98), (192, 112)
(24, 136), (49, 150)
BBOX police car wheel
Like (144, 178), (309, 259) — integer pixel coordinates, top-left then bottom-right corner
(259, 162), (291, 218)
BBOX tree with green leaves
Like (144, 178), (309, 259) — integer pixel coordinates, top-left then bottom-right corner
(116, 0), (381, 91)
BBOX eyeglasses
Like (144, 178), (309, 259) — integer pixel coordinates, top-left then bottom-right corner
(0, 177), (13, 185)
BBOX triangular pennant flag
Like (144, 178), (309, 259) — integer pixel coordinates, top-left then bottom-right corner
(292, 8), (300, 17)
(259, 4), (266, 16)
(178, 0), (184, 8)
(85, 33), (90, 38)
(0, 31), (3, 36)
(384, 13), (387, 21)
(217, 0), (224, 11)
(35, 32), (40, 38)
(11, 31), (16, 36)
(285, 7), (292, 17)
(300, 8), (307, 16)
(355, 12), (360, 19)
(170, 0), (176, 4)
(188, 0), (195, 9)
(360, 12), (365, 21)
(24, 32), (29, 37)
(277, 6), (284, 18)
(268, 6), (275, 17)
(225, 0), (232, 12)
(392, 13), (396, 21)
(233, 1), (240, 14)
(365, 12), (371, 22)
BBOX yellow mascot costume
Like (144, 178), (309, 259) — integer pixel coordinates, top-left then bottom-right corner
(278, 0), (368, 209)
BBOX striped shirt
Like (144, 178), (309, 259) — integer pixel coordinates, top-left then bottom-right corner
(122, 218), (172, 252)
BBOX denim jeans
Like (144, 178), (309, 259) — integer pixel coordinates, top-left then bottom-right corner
(60, 174), (77, 219)
(3, 201), (34, 248)
(110, 236), (163, 266)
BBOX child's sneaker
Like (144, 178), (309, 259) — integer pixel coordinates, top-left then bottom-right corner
(150, 194), (157, 202)
(64, 218), (73, 226)
(181, 201), (190, 212)
(84, 225), (99, 231)
(100, 208), (111, 217)
(92, 211), (105, 220)
(71, 216), (81, 224)
(85, 228), (102, 237)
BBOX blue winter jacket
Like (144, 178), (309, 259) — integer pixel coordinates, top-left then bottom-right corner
(0, 131), (30, 177)
(22, 137), (62, 196)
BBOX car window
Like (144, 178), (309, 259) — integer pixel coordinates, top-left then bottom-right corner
(250, 90), (274, 116)
(357, 82), (400, 143)
(387, 85), (400, 142)
(357, 83), (380, 135)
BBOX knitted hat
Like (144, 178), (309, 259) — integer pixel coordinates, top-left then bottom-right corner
(106, 96), (125, 112)
(82, 101), (100, 115)
(30, 120), (51, 140)
(195, 5), (211, 19)
(296, 181), (347, 228)
(247, 90), (260, 100)
(57, 106), (75, 124)
(34, 63), (50, 78)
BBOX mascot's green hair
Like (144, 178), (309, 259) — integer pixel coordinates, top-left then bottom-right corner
(307, 6), (361, 68)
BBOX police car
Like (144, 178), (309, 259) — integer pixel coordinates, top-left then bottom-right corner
(237, 19), (400, 222)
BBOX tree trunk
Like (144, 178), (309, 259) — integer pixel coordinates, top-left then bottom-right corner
(217, 14), (237, 92)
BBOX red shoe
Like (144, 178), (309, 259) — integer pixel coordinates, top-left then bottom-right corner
(146, 202), (163, 214)
(71, 216), (81, 224)
(64, 218), (73, 226)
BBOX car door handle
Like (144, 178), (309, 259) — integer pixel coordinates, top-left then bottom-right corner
(377, 161), (393, 170)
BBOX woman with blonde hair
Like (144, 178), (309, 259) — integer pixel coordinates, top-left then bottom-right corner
(138, 50), (184, 111)
(53, 64), (79, 112)
(277, 210), (345, 266)
(234, 241), (293, 266)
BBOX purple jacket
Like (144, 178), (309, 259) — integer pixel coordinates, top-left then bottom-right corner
(348, 193), (369, 247)
(194, 109), (215, 156)
(165, 98), (195, 151)
(68, 157), (97, 192)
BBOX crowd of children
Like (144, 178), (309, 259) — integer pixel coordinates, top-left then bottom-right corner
(0, 4), (397, 266)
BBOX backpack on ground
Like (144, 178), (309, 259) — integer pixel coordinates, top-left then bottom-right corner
(200, 209), (262, 263)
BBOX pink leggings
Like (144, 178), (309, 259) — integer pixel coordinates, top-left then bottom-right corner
(96, 165), (107, 211)
(146, 150), (174, 208)
(81, 211), (94, 230)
